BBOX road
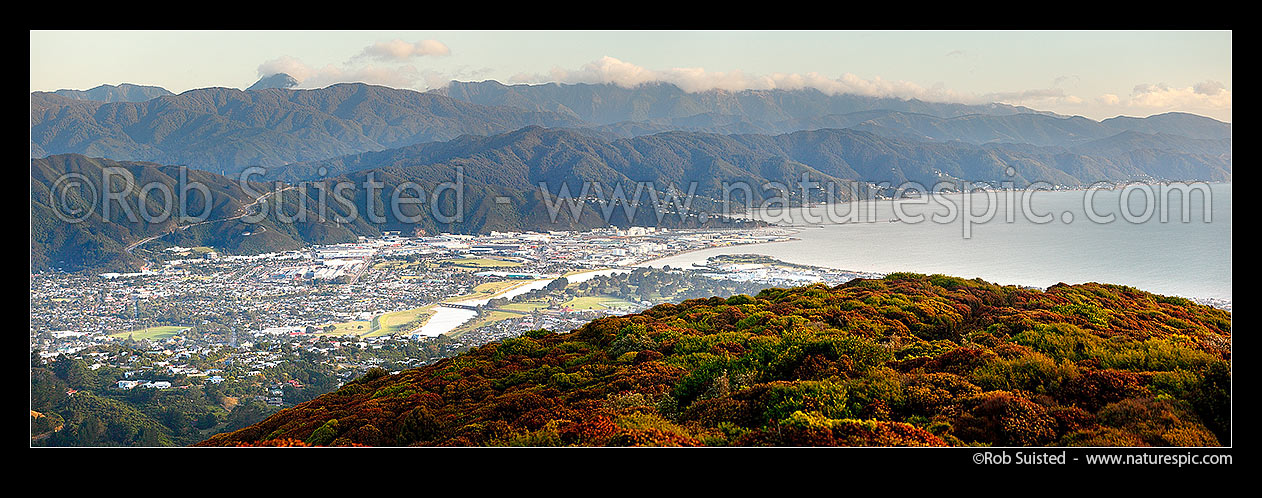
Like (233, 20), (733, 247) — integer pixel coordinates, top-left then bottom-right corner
(124, 185), (295, 253)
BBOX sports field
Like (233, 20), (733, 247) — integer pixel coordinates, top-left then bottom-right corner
(318, 305), (435, 338)
(444, 280), (528, 302)
(368, 306), (435, 337)
(442, 257), (523, 269)
(109, 326), (191, 340)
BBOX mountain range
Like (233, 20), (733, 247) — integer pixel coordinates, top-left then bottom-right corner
(30, 80), (1231, 271)
(432, 80), (1062, 124)
(30, 151), (761, 272)
(32, 81), (1230, 174)
(41, 83), (173, 103)
(30, 83), (585, 172)
(435, 81), (1231, 146)
(31, 154), (366, 271)
(247, 73), (300, 91)
(275, 125), (1231, 190)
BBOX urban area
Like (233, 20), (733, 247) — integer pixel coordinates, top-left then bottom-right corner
(31, 226), (888, 444)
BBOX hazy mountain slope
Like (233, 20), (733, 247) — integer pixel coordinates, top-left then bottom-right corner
(437, 82), (1230, 153)
(1101, 112), (1232, 140)
(434, 81), (1057, 125)
(42, 83), (173, 103)
(1070, 131), (1232, 158)
(276, 126), (1232, 190)
(30, 154), (368, 272)
(594, 110), (1232, 155)
(31, 151), (761, 271)
(273, 126), (856, 198)
(31, 81), (1231, 178)
(30, 83), (587, 173)
(247, 73), (300, 91)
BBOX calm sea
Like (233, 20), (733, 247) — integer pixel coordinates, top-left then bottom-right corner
(643, 183), (1231, 302)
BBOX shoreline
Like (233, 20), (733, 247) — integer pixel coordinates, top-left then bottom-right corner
(628, 232), (802, 269)
(629, 230), (1233, 311)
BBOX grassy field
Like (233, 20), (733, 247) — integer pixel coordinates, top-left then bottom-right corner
(442, 257), (523, 269)
(318, 305), (435, 338)
(316, 278), (541, 339)
(319, 320), (373, 336)
(560, 295), (638, 310)
(444, 280), (528, 302)
(367, 306), (435, 337)
(165, 246), (216, 256)
(109, 326), (191, 340)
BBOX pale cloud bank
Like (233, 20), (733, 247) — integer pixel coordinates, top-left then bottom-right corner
(1085, 81), (1232, 121)
(257, 56), (421, 89)
(1096, 94), (1121, 106)
(1128, 81), (1231, 110)
(509, 56), (980, 101)
(981, 88), (1084, 107)
(508, 56), (1084, 108)
(351, 39), (451, 62)
(253, 38), (453, 90)
(255, 52), (1229, 121)
(509, 57), (1230, 121)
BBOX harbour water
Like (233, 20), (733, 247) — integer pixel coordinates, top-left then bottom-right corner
(643, 183), (1231, 303)
(421, 183), (1230, 337)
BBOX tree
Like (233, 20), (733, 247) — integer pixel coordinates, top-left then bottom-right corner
(546, 277), (569, 293)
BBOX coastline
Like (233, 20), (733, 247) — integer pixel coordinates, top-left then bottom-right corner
(627, 225), (1233, 312)
(628, 233), (801, 269)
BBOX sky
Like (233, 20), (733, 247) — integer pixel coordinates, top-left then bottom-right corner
(29, 30), (1232, 122)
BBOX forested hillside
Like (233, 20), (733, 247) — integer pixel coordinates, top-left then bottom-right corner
(200, 274), (1230, 447)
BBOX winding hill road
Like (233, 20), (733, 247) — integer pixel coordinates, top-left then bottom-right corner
(124, 185), (295, 253)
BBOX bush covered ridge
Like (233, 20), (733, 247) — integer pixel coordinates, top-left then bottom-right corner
(199, 273), (1231, 447)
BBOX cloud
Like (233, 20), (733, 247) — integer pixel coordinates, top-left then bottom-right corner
(1128, 81), (1231, 110)
(352, 39), (451, 62)
(508, 56), (1105, 110)
(258, 56), (315, 82)
(255, 54), (1229, 121)
(1052, 75), (1080, 87)
(510, 56), (980, 103)
(256, 39), (458, 91)
(1086, 82), (1230, 120)
(945, 49), (966, 57)
(256, 56), (422, 89)
(979, 87), (1087, 108)
(1193, 80), (1227, 96)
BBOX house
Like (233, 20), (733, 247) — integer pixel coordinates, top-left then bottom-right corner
(117, 380), (140, 390)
